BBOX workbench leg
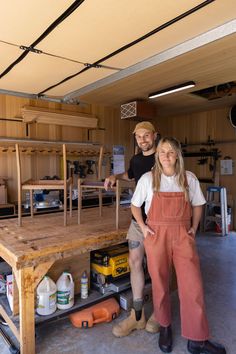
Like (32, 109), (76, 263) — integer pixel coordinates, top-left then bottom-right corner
(19, 267), (36, 354)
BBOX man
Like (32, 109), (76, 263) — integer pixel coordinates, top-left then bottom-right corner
(104, 121), (159, 337)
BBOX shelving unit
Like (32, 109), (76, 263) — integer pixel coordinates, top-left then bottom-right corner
(203, 186), (229, 236)
(0, 138), (107, 165)
(0, 206), (131, 354)
(0, 137), (110, 219)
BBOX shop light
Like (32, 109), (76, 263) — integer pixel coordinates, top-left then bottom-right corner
(148, 81), (196, 99)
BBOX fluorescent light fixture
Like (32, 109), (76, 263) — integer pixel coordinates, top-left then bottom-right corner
(149, 81), (196, 99)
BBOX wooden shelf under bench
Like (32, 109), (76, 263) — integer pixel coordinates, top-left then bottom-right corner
(0, 205), (131, 354)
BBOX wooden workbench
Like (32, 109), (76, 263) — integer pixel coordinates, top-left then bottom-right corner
(0, 206), (131, 354)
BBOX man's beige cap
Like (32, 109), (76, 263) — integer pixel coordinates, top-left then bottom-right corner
(133, 121), (156, 134)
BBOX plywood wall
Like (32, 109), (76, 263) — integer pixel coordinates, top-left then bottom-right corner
(1, 94), (235, 228)
(156, 107), (236, 229)
(0, 94), (137, 202)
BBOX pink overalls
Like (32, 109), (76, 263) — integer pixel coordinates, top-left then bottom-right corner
(144, 191), (210, 340)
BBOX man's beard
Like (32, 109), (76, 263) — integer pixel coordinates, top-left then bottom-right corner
(139, 142), (155, 152)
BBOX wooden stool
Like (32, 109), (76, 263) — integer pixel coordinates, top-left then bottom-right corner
(78, 179), (135, 229)
(16, 143), (72, 226)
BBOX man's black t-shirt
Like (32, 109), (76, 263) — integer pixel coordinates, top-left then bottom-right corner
(127, 152), (155, 221)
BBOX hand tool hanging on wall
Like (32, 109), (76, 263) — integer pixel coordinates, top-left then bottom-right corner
(197, 148), (208, 165)
(182, 149), (221, 183)
(78, 164), (87, 178)
(86, 160), (95, 174)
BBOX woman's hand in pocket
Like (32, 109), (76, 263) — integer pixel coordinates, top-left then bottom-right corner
(188, 226), (196, 238)
(141, 225), (155, 238)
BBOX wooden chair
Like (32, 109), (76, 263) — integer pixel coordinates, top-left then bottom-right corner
(78, 179), (135, 229)
(15, 143), (72, 226)
(77, 145), (105, 225)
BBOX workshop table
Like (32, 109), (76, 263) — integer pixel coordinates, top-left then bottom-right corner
(0, 205), (131, 354)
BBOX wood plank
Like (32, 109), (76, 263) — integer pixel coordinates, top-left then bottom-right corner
(33, 261), (55, 289)
(0, 304), (20, 341)
(21, 106), (98, 128)
(19, 267), (35, 354)
(0, 206), (131, 269)
(12, 271), (19, 315)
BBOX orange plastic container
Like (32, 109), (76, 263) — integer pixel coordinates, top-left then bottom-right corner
(69, 298), (120, 328)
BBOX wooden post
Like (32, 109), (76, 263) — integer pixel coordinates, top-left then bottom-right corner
(15, 144), (22, 226)
(19, 267), (36, 354)
(78, 178), (82, 224)
(12, 271), (19, 316)
(63, 144), (67, 226)
(18, 261), (54, 354)
(98, 145), (104, 180)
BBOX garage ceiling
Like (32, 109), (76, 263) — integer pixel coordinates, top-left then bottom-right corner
(0, 0), (236, 116)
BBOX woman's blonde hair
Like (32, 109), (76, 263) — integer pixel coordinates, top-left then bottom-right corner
(152, 136), (189, 199)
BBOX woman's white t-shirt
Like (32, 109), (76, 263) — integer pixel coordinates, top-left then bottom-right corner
(131, 171), (206, 216)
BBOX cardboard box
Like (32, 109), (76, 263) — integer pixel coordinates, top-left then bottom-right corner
(6, 274), (13, 311)
(119, 282), (152, 311)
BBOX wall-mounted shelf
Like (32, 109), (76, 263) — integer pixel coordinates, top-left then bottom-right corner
(0, 138), (111, 218)
(21, 106), (98, 128)
(0, 137), (110, 159)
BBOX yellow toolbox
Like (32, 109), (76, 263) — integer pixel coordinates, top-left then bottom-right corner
(91, 243), (130, 286)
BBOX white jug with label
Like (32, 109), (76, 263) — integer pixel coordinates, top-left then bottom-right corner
(36, 276), (57, 316)
(56, 272), (74, 310)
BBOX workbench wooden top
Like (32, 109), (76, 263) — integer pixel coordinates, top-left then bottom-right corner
(0, 206), (131, 269)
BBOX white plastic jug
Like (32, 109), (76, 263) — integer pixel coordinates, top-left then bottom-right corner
(36, 276), (57, 316)
(56, 272), (74, 310)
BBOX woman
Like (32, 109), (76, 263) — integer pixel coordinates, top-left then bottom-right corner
(131, 137), (226, 354)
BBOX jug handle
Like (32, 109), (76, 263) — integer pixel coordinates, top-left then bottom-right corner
(65, 272), (73, 283)
(45, 277), (50, 292)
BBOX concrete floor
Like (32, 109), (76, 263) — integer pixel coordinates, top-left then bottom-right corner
(1, 232), (236, 354)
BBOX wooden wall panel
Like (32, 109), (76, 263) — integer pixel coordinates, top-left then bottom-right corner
(0, 95), (136, 202)
(156, 107), (236, 229)
(1, 93), (235, 229)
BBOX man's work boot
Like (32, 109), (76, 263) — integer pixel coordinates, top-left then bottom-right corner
(145, 312), (160, 333)
(112, 308), (146, 337)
